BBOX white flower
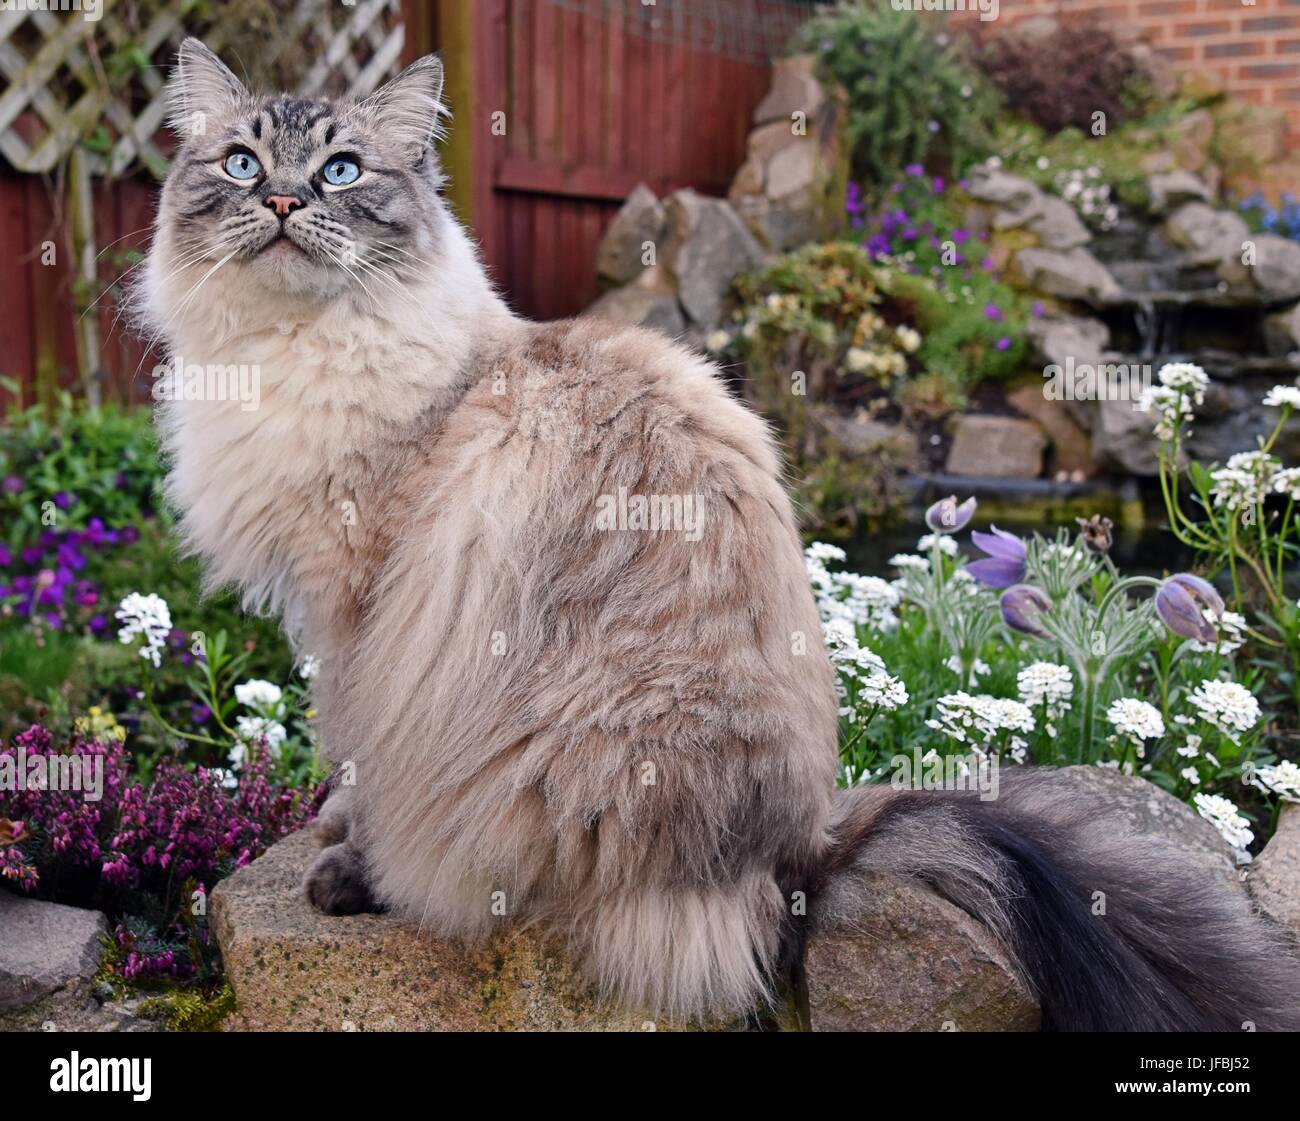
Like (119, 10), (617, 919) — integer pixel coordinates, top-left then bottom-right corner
(114, 592), (172, 669)
(299, 654), (321, 681)
(234, 679), (283, 709)
(1158, 362), (1209, 394)
(1180, 767), (1201, 785)
(1193, 792), (1254, 857)
(210, 766), (239, 791)
(1106, 698), (1165, 746)
(1250, 760), (1300, 803)
(845, 346), (872, 373)
(233, 715), (286, 755)
(1262, 384), (1300, 409)
(1209, 451), (1281, 512)
(1017, 662), (1074, 715)
(944, 655), (991, 683)
(1190, 609), (1246, 654)
(895, 325), (921, 353)
(1187, 678), (1260, 742)
(858, 671), (909, 712)
(705, 329), (731, 352)
(889, 553), (929, 571)
(1273, 466), (1300, 501)
(806, 541), (846, 565)
(918, 533), (959, 557)
(927, 692), (1034, 749)
(1036, 155), (1050, 170)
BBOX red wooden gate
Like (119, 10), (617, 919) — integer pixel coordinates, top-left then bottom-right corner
(0, 1), (800, 402)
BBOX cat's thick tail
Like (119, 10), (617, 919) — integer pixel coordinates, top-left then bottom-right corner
(807, 770), (1300, 1031)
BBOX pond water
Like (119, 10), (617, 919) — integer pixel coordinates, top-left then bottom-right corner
(843, 517), (1197, 579)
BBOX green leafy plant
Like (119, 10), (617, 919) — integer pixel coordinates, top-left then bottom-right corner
(792, 2), (998, 185)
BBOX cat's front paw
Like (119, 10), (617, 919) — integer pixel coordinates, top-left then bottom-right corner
(302, 843), (381, 915)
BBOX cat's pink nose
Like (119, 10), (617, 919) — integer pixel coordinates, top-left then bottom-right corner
(264, 195), (303, 218)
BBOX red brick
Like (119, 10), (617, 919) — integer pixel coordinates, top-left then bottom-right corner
(1175, 19), (1232, 35)
(1242, 16), (1297, 32)
(1204, 40), (1264, 57)
(1241, 63), (1298, 79)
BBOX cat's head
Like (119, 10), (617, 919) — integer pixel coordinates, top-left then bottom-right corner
(156, 38), (447, 298)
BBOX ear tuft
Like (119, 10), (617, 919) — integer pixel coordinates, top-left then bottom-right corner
(167, 38), (248, 139)
(356, 54), (448, 165)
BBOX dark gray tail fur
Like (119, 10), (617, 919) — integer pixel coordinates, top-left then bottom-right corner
(808, 770), (1300, 1031)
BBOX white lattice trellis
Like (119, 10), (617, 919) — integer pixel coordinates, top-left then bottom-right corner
(0, 0), (405, 176)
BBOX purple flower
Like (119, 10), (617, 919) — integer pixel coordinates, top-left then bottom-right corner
(925, 495), (977, 534)
(845, 181), (865, 214)
(1000, 584), (1053, 637)
(1155, 574), (1224, 642)
(0, 544), (9, 568)
(980, 256), (996, 270)
(1, 476), (21, 495)
(996, 336), (1012, 351)
(53, 491), (75, 511)
(967, 526), (1028, 588)
(1032, 301), (1045, 318)
(984, 304), (1004, 321)
(933, 177), (945, 193)
(952, 228), (970, 244)
(905, 163), (924, 176)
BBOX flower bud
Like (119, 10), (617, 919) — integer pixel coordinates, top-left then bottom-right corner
(925, 495), (976, 534)
(1000, 584), (1053, 637)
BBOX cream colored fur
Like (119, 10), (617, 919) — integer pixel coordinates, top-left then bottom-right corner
(142, 50), (841, 1020)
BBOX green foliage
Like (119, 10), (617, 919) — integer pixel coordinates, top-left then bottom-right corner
(0, 391), (159, 545)
(792, 3), (998, 185)
(715, 243), (921, 536)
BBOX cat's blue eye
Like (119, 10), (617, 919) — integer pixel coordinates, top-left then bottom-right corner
(323, 157), (361, 187)
(224, 151), (261, 180)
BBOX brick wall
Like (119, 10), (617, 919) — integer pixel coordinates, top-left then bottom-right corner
(994, 0), (1299, 142)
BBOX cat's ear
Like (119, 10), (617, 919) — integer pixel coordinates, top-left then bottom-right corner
(167, 38), (248, 139)
(357, 54), (447, 165)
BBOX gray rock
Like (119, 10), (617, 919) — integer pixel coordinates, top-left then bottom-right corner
(1251, 234), (1300, 302)
(1050, 765), (1243, 889)
(1264, 304), (1300, 357)
(0, 892), (107, 1012)
(1171, 108), (1215, 171)
(583, 269), (687, 338)
(1006, 383), (1097, 477)
(966, 166), (1044, 221)
(595, 183), (666, 287)
(1016, 247), (1121, 304)
(1148, 170), (1212, 214)
(1164, 202), (1251, 285)
(804, 873), (1040, 1032)
(1093, 395), (1162, 475)
(752, 54), (825, 126)
(211, 825), (731, 1031)
(945, 415), (1047, 479)
(813, 408), (919, 471)
(663, 189), (765, 330)
(0, 977), (164, 1033)
(1025, 313), (1111, 371)
(1029, 196), (1091, 252)
(1247, 804), (1300, 942)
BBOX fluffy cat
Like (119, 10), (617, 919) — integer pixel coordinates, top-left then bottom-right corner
(142, 39), (1300, 1029)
